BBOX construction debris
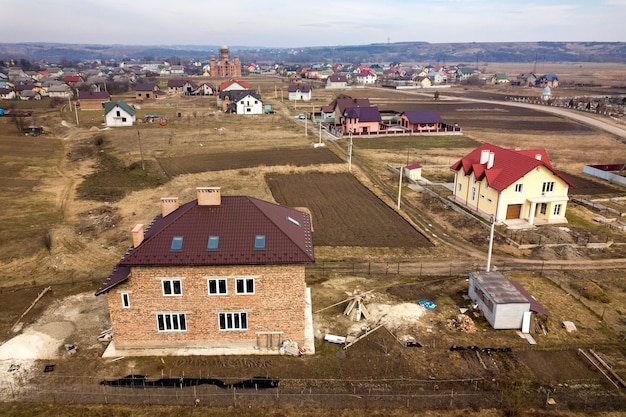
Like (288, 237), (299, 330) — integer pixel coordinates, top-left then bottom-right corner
(324, 334), (346, 344)
(563, 321), (577, 333)
(447, 314), (477, 333)
(98, 328), (113, 342)
(418, 300), (437, 310)
(280, 339), (304, 357)
(343, 324), (385, 350)
(343, 289), (373, 321)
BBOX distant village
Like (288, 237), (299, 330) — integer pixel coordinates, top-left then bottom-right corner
(0, 44), (563, 102)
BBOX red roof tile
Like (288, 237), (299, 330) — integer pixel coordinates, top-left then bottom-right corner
(450, 143), (574, 192)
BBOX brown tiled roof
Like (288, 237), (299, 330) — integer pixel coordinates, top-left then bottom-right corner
(135, 83), (157, 91)
(96, 195), (314, 295)
(288, 84), (311, 93)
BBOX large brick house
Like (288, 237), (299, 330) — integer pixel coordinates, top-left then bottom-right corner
(96, 187), (315, 354)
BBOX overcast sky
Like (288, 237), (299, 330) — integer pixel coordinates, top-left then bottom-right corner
(2, 0), (625, 48)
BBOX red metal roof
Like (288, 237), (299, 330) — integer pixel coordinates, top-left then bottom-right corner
(450, 143), (575, 192)
(96, 195), (314, 295)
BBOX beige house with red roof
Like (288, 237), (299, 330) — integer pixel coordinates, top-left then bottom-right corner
(96, 187), (315, 355)
(450, 143), (575, 225)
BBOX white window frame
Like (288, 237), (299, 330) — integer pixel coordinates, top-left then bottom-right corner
(218, 312), (248, 331)
(471, 187), (476, 201)
(553, 204), (562, 216)
(514, 183), (523, 193)
(162, 278), (183, 296)
(236, 277), (255, 294)
(156, 313), (187, 332)
(542, 181), (555, 193)
(121, 293), (130, 309)
(207, 278), (228, 295)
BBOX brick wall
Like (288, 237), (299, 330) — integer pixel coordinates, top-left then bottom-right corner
(107, 264), (306, 349)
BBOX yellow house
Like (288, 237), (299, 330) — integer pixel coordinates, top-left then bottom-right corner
(450, 143), (575, 225)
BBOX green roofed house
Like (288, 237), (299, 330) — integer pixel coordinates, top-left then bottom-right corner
(104, 101), (136, 127)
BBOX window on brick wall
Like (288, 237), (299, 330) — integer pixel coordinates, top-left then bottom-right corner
(121, 293), (130, 308)
(208, 278), (227, 295)
(218, 312), (247, 330)
(162, 279), (182, 296)
(236, 278), (254, 294)
(157, 313), (187, 332)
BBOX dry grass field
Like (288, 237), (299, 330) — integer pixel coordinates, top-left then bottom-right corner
(1, 68), (626, 415)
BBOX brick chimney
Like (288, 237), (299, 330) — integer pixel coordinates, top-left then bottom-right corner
(161, 197), (179, 217)
(132, 224), (144, 247)
(197, 187), (221, 206)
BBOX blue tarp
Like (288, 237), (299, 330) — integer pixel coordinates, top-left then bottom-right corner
(418, 300), (437, 310)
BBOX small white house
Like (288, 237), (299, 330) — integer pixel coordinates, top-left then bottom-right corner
(404, 163), (422, 181)
(104, 101), (136, 127)
(288, 84), (312, 101)
(468, 271), (530, 330)
(226, 91), (263, 115)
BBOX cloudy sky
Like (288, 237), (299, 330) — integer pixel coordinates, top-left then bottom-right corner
(2, 0), (625, 48)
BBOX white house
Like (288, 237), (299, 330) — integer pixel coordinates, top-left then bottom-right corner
(234, 91), (263, 115)
(288, 84), (312, 101)
(355, 70), (377, 85)
(468, 271), (551, 331)
(104, 101), (136, 127)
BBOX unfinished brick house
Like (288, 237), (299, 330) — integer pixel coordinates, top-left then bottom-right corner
(96, 187), (315, 354)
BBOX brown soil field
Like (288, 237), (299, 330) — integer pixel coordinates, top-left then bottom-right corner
(266, 172), (432, 248)
(157, 147), (342, 176)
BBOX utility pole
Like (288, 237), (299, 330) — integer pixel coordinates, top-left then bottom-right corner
(318, 121), (322, 145)
(397, 165), (403, 210)
(304, 115), (307, 136)
(347, 130), (353, 171)
(486, 215), (495, 271)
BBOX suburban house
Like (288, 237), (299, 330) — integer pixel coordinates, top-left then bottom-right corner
(355, 70), (377, 85)
(456, 67), (475, 82)
(167, 79), (197, 95)
(450, 143), (575, 225)
(192, 82), (217, 96)
(288, 84), (312, 101)
(321, 94), (370, 123)
(218, 90), (263, 114)
(536, 74), (559, 88)
(219, 79), (251, 92)
(77, 91), (111, 111)
(46, 84), (72, 98)
(341, 106), (382, 135)
(135, 83), (160, 100)
(491, 73), (510, 85)
(399, 110), (445, 132)
(325, 74), (348, 89)
(63, 74), (84, 86)
(0, 88), (16, 100)
(19, 90), (41, 100)
(427, 71), (445, 84)
(468, 271), (549, 330)
(95, 187), (315, 354)
(104, 101), (136, 127)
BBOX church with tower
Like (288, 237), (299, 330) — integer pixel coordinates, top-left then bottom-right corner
(209, 45), (242, 77)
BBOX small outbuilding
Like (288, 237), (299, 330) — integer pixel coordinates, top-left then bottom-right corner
(404, 164), (423, 181)
(468, 271), (531, 330)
